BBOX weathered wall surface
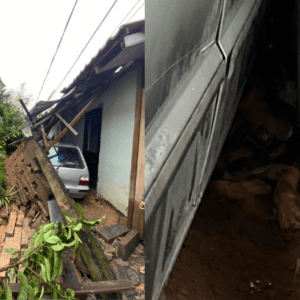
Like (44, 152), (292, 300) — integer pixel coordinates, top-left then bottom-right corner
(61, 68), (138, 215)
(97, 68), (137, 216)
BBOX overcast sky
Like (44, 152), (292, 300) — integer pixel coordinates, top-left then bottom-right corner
(0, 0), (144, 110)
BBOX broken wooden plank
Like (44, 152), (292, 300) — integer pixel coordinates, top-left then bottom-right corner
(55, 112), (78, 136)
(37, 200), (49, 217)
(32, 211), (40, 223)
(6, 279), (135, 296)
(5, 210), (18, 237)
(26, 203), (39, 219)
(32, 100), (74, 129)
(0, 122), (34, 142)
(45, 94), (99, 152)
(7, 138), (25, 147)
(30, 215), (43, 230)
(41, 124), (48, 148)
(96, 224), (130, 243)
(36, 185), (49, 209)
(117, 230), (139, 261)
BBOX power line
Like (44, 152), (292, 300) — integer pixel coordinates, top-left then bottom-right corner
(126, 2), (144, 24)
(109, 0), (143, 38)
(54, 0), (119, 96)
(36, 0), (79, 103)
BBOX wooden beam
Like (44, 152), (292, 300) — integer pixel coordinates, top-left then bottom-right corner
(132, 87), (145, 238)
(0, 100), (73, 142)
(44, 97), (85, 131)
(45, 94), (99, 152)
(40, 125), (48, 148)
(7, 138), (25, 146)
(127, 66), (143, 231)
(32, 101), (73, 129)
(5, 280), (135, 296)
(19, 99), (35, 124)
(30, 138), (114, 281)
(55, 112), (78, 136)
(0, 125), (29, 142)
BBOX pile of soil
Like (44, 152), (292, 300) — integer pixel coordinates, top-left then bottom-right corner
(161, 186), (300, 300)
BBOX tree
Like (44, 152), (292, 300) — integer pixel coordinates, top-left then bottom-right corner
(0, 102), (25, 155)
(6, 82), (34, 116)
(0, 78), (10, 106)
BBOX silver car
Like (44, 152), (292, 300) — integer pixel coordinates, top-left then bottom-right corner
(46, 142), (90, 199)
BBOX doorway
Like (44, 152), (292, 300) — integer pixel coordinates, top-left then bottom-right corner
(83, 107), (103, 189)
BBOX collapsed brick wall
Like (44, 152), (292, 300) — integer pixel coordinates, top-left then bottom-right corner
(3, 139), (50, 216)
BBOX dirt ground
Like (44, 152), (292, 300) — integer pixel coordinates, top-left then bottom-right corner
(160, 60), (300, 299)
(76, 191), (128, 230)
(160, 186), (300, 300)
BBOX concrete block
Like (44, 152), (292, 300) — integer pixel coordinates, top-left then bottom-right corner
(96, 224), (130, 243)
(117, 230), (139, 261)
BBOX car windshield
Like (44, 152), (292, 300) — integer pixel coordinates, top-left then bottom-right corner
(48, 146), (84, 169)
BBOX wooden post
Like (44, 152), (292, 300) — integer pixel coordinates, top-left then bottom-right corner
(55, 112), (78, 136)
(19, 99), (35, 124)
(127, 66), (144, 236)
(45, 95), (99, 152)
(40, 125), (48, 148)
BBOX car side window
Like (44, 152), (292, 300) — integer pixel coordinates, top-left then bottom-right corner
(48, 147), (60, 166)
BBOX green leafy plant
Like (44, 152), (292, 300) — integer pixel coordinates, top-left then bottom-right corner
(0, 185), (19, 213)
(0, 203), (105, 300)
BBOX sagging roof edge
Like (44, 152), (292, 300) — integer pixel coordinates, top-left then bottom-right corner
(22, 20), (144, 138)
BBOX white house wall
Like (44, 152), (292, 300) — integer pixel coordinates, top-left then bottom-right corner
(61, 68), (138, 216)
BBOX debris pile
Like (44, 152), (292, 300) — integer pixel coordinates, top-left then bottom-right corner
(210, 79), (300, 234)
(0, 139), (53, 282)
(3, 139), (51, 228)
(0, 138), (145, 298)
(91, 224), (145, 299)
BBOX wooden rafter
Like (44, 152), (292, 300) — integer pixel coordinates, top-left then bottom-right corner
(32, 101), (73, 129)
(45, 94), (99, 152)
(55, 112), (78, 136)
